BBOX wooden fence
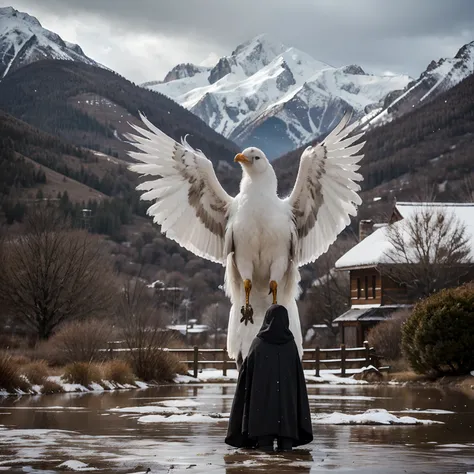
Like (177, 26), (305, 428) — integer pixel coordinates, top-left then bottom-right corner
(145, 342), (381, 379)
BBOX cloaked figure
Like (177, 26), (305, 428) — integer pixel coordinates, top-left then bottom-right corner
(225, 305), (313, 452)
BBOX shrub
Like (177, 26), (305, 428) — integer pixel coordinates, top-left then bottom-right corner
(63, 362), (102, 387)
(21, 360), (50, 385)
(0, 353), (31, 393)
(102, 360), (135, 385)
(402, 283), (474, 376)
(367, 309), (411, 361)
(129, 350), (184, 382)
(43, 318), (111, 365)
(41, 379), (64, 394)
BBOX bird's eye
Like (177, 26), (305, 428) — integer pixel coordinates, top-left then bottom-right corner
(255, 156), (260, 160)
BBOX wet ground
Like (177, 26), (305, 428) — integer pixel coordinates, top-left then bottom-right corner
(0, 382), (474, 473)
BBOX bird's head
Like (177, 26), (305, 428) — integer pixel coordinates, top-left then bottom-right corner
(234, 147), (270, 175)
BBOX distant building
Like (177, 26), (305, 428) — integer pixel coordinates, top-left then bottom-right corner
(166, 320), (210, 345)
(333, 202), (474, 346)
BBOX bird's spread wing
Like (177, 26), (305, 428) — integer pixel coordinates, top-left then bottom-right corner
(127, 113), (233, 265)
(285, 112), (365, 267)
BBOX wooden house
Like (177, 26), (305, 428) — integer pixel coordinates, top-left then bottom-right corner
(333, 202), (474, 347)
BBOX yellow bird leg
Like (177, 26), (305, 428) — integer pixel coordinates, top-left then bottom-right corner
(244, 279), (252, 306)
(269, 280), (278, 305)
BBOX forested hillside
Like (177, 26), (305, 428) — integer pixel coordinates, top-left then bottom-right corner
(0, 60), (239, 172)
(0, 111), (137, 235)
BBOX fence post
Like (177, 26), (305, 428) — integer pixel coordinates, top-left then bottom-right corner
(108, 342), (113, 359)
(193, 346), (199, 379)
(314, 346), (320, 377)
(222, 348), (227, 376)
(340, 344), (346, 377)
(369, 348), (380, 368)
(364, 340), (370, 367)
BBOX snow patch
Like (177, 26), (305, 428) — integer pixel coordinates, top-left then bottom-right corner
(312, 408), (443, 425)
(174, 368), (370, 385)
(396, 409), (455, 415)
(57, 460), (97, 471)
(156, 398), (201, 407)
(138, 413), (228, 423)
(109, 405), (183, 415)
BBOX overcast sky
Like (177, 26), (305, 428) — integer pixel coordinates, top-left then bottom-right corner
(9, 0), (474, 84)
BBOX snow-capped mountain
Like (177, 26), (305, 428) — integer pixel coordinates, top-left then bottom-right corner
(0, 6), (100, 78)
(369, 41), (474, 127)
(143, 35), (412, 158)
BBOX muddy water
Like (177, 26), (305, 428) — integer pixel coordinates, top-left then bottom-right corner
(0, 383), (473, 473)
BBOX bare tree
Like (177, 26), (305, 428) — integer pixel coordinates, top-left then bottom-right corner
(0, 206), (116, 340)
(202, 299), (230, 347)
(412, 177), (438, 203)
(381, 208), (471, 299)
(462, 175), (474, 202)
(116, 275), (180, 381)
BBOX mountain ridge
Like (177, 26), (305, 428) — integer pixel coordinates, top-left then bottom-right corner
(0, 6), (101, 78)
(367, 40), (474, 127)
(143, 34), (411, 158)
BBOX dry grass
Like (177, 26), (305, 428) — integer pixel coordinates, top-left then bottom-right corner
(21, 360), (50, 385)
(7, 354), (32, 367)
(129, 350), (184, 382)
(102, 360), (135, 385)
(42, 318), (111, 365)
(0, 353), (32, 393)
(63, 362), (102, 387)
(41, 379), (64, 394)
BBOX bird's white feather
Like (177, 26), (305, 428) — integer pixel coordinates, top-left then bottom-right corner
(286, 112), (365, 267)
(127, 113), (233, 265)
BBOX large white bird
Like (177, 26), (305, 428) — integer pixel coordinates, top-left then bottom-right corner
(127, 112), (365, 367)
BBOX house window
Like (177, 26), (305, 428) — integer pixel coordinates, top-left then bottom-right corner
(357, 278), (361, 299)
(364, 276), (369, 299)
(372, 275), (377, 299)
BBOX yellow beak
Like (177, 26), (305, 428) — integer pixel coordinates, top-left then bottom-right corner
(234, 153), (251, 164)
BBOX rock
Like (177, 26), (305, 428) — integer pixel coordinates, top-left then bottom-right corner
(353, 367), (384, 382)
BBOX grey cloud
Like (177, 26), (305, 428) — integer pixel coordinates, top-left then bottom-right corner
(10, 0), (474, 81)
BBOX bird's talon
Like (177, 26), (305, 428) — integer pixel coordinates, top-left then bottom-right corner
(240, 304), (254, 325)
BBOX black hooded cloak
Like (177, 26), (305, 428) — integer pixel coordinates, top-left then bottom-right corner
(225, 304), (313, 449)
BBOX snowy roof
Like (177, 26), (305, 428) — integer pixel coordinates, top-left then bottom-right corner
(334, 305), (412, 323)
(166, 324), (209, 335)
(335, 202), (474, 269)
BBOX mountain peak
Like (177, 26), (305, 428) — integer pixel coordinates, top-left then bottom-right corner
(0, 6), (101, 78)
(163, 63), (210, 83)
(454, 40), (474, 61)
(231, 33), (286, 58)
(0, 6), (41, 27)
(342, 64), (366, 75)
(369, 39), (474, 128)
(231, 34), (287, 74)
(145, 34), (411, 158)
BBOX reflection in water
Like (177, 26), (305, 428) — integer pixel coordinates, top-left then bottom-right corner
(224, 449), (313, 473)
(0, 383), (474, 473)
